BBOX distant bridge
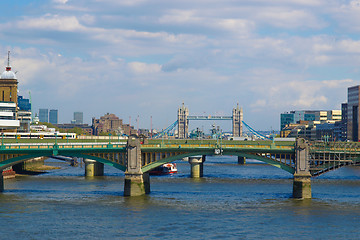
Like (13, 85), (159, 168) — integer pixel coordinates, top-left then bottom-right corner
(0, 137), (359, 199)
(154, 103), (269, 140)
(176, 103), (243, 139)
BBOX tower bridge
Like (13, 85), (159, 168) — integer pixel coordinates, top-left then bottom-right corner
(0, 136), (359, 199)
(177, 103), (243, 138)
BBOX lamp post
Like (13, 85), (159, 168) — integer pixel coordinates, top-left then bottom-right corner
(109, 133), (112, 144)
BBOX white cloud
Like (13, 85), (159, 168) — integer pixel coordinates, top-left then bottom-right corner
(338, 39), (360, 53)
(159, 10), (255, 37)
(53, 0), (68, 3)
(255, 8), (325, 29)
(16, 15), (85, 32)
(128, 62), (162, 75)
(249, 75), (354, 110)
(94, 0), (147, 6)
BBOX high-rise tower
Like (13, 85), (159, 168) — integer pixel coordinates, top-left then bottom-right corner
(74, 112), (83, 124)
(39, 109), (48, 123)
(347, 85), (360, 141)
(49, 109), (58, 125)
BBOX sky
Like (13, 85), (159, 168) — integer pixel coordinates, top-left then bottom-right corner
(1, 0), (360, 132)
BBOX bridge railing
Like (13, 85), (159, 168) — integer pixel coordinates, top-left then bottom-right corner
(0, 142), (127, 150)
(142, 143), (294, 150)
(310, 141), (360, 154)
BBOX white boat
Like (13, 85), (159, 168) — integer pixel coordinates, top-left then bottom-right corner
(149, 163), (178, 175)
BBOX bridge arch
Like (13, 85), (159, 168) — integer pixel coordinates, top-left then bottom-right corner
(63, 153), (126, 172)
(0, 153), (126, 172)
(0, 154), (47, 171)
(225, 151), (295, 174)
(141, 151), (295, 175)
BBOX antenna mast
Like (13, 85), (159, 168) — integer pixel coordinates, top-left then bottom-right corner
(7, 51), (10, 66)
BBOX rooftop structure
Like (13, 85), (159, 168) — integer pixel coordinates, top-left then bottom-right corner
(0, 52), (17, 80)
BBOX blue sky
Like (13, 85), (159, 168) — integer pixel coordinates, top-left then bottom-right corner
(1, 0), (359, 132)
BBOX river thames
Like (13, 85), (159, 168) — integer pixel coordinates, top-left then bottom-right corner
(1, 156), (360, 239)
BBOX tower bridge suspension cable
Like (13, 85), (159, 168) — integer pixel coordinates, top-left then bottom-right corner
(152, 120), (178, 138)
(241, 121), (272, 140)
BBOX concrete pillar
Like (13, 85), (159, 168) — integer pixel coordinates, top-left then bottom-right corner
(84, 159), (104, 177)
(124, 135), (150, 196)
(0, 170), (3, 192)
(293, 138), (312, 199)
(189, 155), (205, 178)
(238, 156), (246, 164)
(293, 173), (311, 199)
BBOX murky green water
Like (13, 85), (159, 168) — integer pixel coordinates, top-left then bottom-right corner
(1, 156), (360, 239)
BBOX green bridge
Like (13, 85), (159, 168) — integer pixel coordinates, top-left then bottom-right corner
(0, 135), (359, 199)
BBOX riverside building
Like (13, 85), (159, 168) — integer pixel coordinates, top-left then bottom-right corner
(280, 110), (342, 140)
(0, 52), (19, 132)
(92, 113), (137, 136)
(347, 85), (360, 141)
(17, 96), (31, 132)
(280, 110), (341, 130)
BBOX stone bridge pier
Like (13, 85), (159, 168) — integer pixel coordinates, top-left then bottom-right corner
(189, 155), (205, 178)
(124, 135), (150, 196)
(293, 138), (311, 199)
(84, 159), (104, 177)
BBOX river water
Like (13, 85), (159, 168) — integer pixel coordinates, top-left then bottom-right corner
(1, 156), (360, 239)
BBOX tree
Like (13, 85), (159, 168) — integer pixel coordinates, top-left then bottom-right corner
(67, 127), (83, 135)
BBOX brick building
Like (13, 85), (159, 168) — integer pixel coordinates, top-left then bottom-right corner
(92, 113), (137, 136)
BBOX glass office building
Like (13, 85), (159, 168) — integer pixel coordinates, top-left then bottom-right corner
(39, 109), (48, 123)
(347, 85), (360, 141)
(49, 109), (58, 125)
(74, 112), (83, 124)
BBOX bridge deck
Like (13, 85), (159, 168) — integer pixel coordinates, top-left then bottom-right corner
(0, 140), (358, 177)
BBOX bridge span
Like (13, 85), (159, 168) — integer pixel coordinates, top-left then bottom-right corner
(0, 136), (359, 199)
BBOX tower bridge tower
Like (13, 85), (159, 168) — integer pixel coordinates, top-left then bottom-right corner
(232, 103), (243, 137)
(177, 103), (189, 139)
